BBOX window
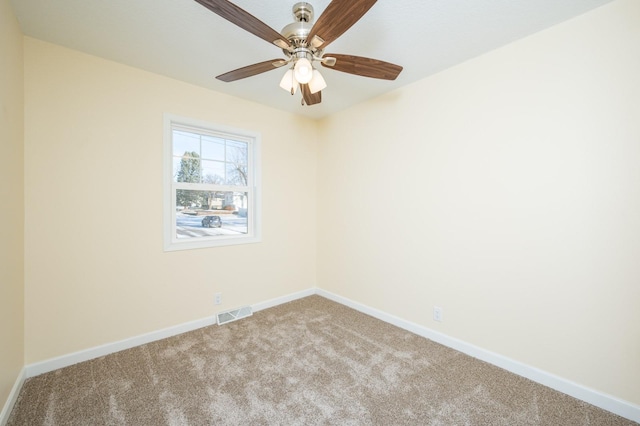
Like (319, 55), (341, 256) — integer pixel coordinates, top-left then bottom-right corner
(164, 114), (261, 251)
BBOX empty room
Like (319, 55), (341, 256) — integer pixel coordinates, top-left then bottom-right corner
(1, 0), (639, 424)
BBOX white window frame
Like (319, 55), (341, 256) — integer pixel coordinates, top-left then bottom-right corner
(163, 113), (261, 251)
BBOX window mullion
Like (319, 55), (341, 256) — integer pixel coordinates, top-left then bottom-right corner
(173, 182), (250, 192)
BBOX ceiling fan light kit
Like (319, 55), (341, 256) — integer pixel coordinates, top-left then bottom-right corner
(279, 69), (298, 95)
(293, 56), (313, 84)
(194, 0), (403, 106)
(309, 69), (327, 94)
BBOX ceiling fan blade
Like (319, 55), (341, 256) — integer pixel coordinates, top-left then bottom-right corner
(307, 0), (377, 49)
(216, 59), (287, 82)
(194, 0), (291, 49)
(301, 84), (322, 105)
(322, 54), (403, 80)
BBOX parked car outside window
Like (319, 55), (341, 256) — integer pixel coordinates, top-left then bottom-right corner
(202, 215), (222, 228)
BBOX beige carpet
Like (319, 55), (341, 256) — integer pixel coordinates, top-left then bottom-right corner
(8, 295), (636, 425)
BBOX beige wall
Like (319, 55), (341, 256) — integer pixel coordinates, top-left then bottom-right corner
(0, 0), (25, 409)
(23, 38), (317, 363)
(318, 0), (640, 405)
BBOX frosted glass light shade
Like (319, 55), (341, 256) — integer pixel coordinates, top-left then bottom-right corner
(308, 69), (327, 94)
(294, 57), (313, 84)
(279, 69), (298, 94)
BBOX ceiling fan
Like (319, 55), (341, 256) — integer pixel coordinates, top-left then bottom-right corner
(194, 0), (403, 106)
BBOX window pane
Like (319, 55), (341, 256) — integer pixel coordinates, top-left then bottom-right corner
(202, 160), (225, 184)
(173, 130), (200, 157)
(202, 136), (225, 161)
(226, 162), (248, 185)
(175, 189), (249, 239)
(226, 140), (248, 165)
(174, 152), (202, 183)
(172, 132), (249, 184)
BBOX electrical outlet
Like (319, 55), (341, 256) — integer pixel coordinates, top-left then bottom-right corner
(433, 306), (443, 322)
(214, 292), (222, 305)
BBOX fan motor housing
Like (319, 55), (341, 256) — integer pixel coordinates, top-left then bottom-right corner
(281, 2), (314, 45)
(281, 21), (312, 42)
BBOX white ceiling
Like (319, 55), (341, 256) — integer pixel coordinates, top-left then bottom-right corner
(11, 0), (613, 120)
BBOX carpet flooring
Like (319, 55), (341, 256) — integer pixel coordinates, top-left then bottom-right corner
(8, 295), (636, 425)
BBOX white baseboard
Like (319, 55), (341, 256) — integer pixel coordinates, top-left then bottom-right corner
(24, 288), (316, 379)
(316, 288), (640, 424)
(25, 315), (217, 378)
(252, 288), (316, 312)
(0, 367), (26, 426)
